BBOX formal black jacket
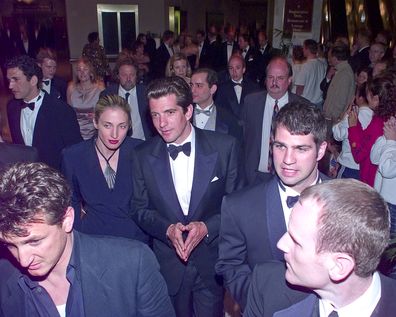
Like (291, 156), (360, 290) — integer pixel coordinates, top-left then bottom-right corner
(7, 92), (82, 169)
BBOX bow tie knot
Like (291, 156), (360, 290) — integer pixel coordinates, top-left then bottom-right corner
(286, 195), (299, 208)
(168, 142), (191, 160)
(233, 82), (242, 87)
(21, 101), (35, 111)
(42, 79), (50, 85)
(195, 108), (211, 116)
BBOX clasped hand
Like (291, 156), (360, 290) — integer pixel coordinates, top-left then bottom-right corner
(166, 221), (208, 262)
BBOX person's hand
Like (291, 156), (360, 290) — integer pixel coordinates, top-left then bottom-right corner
(166, 222), (187, 260)
(384, 117), (396, 141)
(182, 221), (208, 261)
(327, 66), (336, 80)
(348, 106), (358, 127)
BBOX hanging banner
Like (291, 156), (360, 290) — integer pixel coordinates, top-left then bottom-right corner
(283, 0), (313, 33)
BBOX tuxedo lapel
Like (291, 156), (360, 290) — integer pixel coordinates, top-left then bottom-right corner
(188, 130), (218, 218)
(32, 94), (50, 146)
(265, 177), (286, 260)
(149, 138), (185, 222)
(7, 100), (24, 144)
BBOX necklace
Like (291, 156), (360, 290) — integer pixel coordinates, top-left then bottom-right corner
(95, 139), (118, 189)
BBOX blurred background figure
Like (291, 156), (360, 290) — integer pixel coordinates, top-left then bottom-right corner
(67, 57), (104, 140)
(165, 52), (192, 84)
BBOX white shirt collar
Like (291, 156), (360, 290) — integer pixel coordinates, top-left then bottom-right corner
(319, 272), (381, 317)
(195, 102), (214, 111)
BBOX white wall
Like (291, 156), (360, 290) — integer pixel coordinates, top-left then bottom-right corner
(65, 0), (166, 59)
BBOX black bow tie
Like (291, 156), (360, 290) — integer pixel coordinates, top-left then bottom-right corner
(195, 108), (211, 116)
(243, 49), (247, 53)
(42, 80), (50, 85)
(286, 195), (299, 208)
(168, 142), (191, 160)
(233, 82), (242, 87)
(21, 101), (35, 111)
(227, 43), (233, 46)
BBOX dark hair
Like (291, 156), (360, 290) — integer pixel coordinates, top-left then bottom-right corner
(88, 32), (99, 43)
(369, 75), (396, 119)
(239, 33), (250, 43)
(6, 55), (43, 89)
(275, 101), (327, 148)
(131, 40), (144, 54)
(356, 28), (372, 42)
(147, 76), (192, 112)
(162, 30), (174, 42)
(356, 82), (368, 103)
(196, 30), (205, 38)
(0, 163), (71, 237)
(330, 44), (350, 61)
(192, 68), (218, 87)
(303, 39), (318, 55)
(300, 179), (389, 277)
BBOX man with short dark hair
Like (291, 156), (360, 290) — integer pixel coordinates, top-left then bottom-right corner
(0, 162), (175, 317)
(153, 30), (175, 78)
(349, 28), (371, 72)
(238, 33), (259, 82)
(100, 58), (155, 140)
(6, 55), (82, 169)
(132, 76), (239, 317)
(274, 179), (396, 316)
(216, 101), (327, 311)
(190, 67), (242, 142)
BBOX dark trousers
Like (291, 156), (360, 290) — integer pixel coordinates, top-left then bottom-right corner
(170, 261), (223, 317)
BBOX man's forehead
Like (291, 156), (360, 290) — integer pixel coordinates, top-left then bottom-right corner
(191, 73), (208, 82)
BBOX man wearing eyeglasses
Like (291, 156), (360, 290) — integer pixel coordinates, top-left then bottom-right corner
(241, 56), (310, 185)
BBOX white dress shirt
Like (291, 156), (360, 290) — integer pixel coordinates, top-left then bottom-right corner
(194, 103), (214, 129)
(232, 80), (242, 103)
(41, 79), (51, 95)
(20, 90), (45, 146)
(258, 92), (289, 172)
(168, 126), (195, 215)
(119, 86), (145, 140)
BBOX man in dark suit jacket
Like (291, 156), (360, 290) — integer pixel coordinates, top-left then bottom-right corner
(237, 33), (260, 83)
(6, 55), (82, 169)
(0, 162), (175, 317)
(196, 30), (211, 68)
(100, 58), (155, 140)
(0, 142), (38, 169)
(36, 48), (67, 100)
(242, 56), (310, 185)
(216, 102), (328, 311)
(132, 76), (239, 317)
(349, 28), (371, 72)
(215, 54), (259, 120)
(256, 30), (274, 86)
(191, 68), (242, 143)
(153, 30), (174, 79)
(274, 179), (395, 317)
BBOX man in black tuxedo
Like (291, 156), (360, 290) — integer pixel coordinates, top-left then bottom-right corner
(0, 22), (16, 85)
(237, 33), (259, 83)
(256, 30), (274, 86)
(216, 101), (328, 312)
(0, 162), (175, 317)
(215, 55), (259, 120)
(190, 68), (242, 143)
(153, 30), (174, 78)
(36, 48), (67, 101)
(100, 58), (155, 140)
(241, 56), (309, 185)
(196, 30), (211, 68)
(216, 26), (239, 72)
(132, 76), (239, 317)
(6, 55), (82, 169)
(349, 28), (371, 72)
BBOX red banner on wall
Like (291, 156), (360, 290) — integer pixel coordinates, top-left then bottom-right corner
(283, 0), (313, 33)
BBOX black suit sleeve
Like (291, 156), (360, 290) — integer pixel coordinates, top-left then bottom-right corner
(57, 100), (82, 146)
(216, 194), (252, 310)
(244, 262), (310, 317)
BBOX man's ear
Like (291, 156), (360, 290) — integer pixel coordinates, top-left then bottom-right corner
(327, 252), (355, 282)
(316, 141), (327, 161)
(30, 75), (38, 88)
(62, 206), (75, 233)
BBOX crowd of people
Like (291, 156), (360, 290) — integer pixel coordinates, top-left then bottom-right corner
(0, 23), (396, 317)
